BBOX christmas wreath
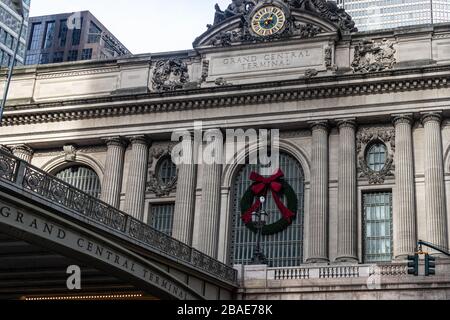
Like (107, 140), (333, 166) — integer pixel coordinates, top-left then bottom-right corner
(240, 169), (298, 235)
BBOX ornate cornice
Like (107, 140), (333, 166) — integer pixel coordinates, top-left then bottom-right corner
(421, 112), (442, 125)
(3, 65), (450, 127)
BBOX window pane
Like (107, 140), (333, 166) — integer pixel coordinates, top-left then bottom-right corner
(231, 153), (304, 268)
(366, 143), (387, 172)
(363, 192), (393, 263)
(55, 165), (101, 198)
(158, 157), (177, 185)
(151, 204), (174, 236)
(71, 18), (83, 46)
(43, 21), (55, 49)
(58, 19), (68, 47)
(28, 23), (42, 50)
(88, 22), (102, 44)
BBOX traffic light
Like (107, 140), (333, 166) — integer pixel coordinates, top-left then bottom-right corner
(425, 254), (436, 276)
(407, 254), (419, 276)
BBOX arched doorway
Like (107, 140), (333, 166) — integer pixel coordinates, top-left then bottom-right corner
(230, 152), (305, 267)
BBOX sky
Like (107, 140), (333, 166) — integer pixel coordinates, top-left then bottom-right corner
(29, 0), (232, 54)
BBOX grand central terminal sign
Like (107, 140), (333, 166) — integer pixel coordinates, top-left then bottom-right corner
(207, 43), (328, 83)
(0, 200), (197, 300)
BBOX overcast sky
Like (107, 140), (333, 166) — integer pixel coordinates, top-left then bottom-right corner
(29, 0), (232, 54)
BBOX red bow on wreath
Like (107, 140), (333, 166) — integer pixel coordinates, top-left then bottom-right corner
(241, 169), (295, 224)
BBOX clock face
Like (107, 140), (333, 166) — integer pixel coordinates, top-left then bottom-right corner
(251, 6), (286, 37)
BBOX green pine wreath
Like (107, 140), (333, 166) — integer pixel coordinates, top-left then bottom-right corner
(240, 180), (298, 235)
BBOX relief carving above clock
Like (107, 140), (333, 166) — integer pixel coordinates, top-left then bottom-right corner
(194, 0), (357, 48)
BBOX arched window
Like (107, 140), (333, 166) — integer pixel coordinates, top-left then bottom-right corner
(157, 157), (177, 185)
(55, 165), (101, 198)
(366, 143), (387, 172)
(231, 152), (305, 268)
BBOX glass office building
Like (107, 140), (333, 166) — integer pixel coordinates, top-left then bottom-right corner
(0, 0), (29, 67)
(25, 11), (130, 65)
(334, 0), (450, 31)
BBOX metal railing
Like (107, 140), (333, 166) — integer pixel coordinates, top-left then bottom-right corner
(0, 150), (237, 284)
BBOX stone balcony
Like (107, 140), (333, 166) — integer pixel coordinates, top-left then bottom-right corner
(234, 262), (450, 299)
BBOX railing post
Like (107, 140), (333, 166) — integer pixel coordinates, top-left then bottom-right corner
(14, 160), (27, 187)
(124, 214), (131, 234)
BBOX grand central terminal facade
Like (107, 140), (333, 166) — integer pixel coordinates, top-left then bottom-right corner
(1, 0), (450, 300)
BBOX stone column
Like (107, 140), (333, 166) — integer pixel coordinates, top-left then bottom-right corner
(172, 137), (197, 245)
(421, 113), (448, 254)
(11, 144), (34, 163)
(307, 121), (329, 263)
(336, 119), (358, 263)
(123, 136), (151, 221)
(197, 129), (223, 258)
(392, 114), (417, 259)
(101, 137), (127, 209)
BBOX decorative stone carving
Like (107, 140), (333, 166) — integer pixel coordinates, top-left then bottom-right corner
(213, 0), (251, 26)
(352, 39), (396, 73)
(152, 59), (189, 92)
(292, 22), (323, 38)
(63, 144), (77, 162)
(211, 30), (242, 47)
(201, 60), (210, 82)
(356, 127), (395, 184)
(147, 143), (178, 197)
(215, 77), (232, 86)
(304, 69), (318, 78)
(288, 0), (356, 32)
(0, 145), (11, 154)
(211, 0), (357, 33)
(11, 144), (34, 163)
(324, 47), (332, 68)
(205, 0), (359, 47)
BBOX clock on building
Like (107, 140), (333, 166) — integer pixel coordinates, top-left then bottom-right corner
(250, 5), (286, 37)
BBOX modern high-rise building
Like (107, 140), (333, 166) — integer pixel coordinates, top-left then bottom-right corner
(25, 11), (130, 65)
(0, 0), (29, 67)
(334, 0), (450, 31)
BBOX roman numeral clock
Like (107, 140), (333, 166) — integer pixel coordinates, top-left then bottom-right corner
(248, 2), (289, 39)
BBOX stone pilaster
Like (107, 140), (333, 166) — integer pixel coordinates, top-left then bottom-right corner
(197, 129), (223, 258)
(336, 119), (358, 263)
(392, 114), (417, 259)
(421, 112), (448, 255)
(11, 144), (33, 163)
(172, 137), (197, 245)
(307, 121), (329, 263)
(101, 137), (127, 209)
(123, 136), (151, 221)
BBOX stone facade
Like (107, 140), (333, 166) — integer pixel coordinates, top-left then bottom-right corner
(1, 0), (450, 300)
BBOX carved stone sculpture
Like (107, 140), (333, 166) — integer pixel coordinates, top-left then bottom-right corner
(213, 0), (254, 25)
(356, 127), (396, 184)
(152, 59), (189, 92)
(352, 39), (396, 73)
(147, 143), (178, 197)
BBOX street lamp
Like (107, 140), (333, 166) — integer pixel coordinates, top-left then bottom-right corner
(0, 0), (25, 122)
(251, 196), (269, 265)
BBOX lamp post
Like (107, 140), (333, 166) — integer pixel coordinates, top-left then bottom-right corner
(0, 0), (25, 122)
(251, 196), (269, 265)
